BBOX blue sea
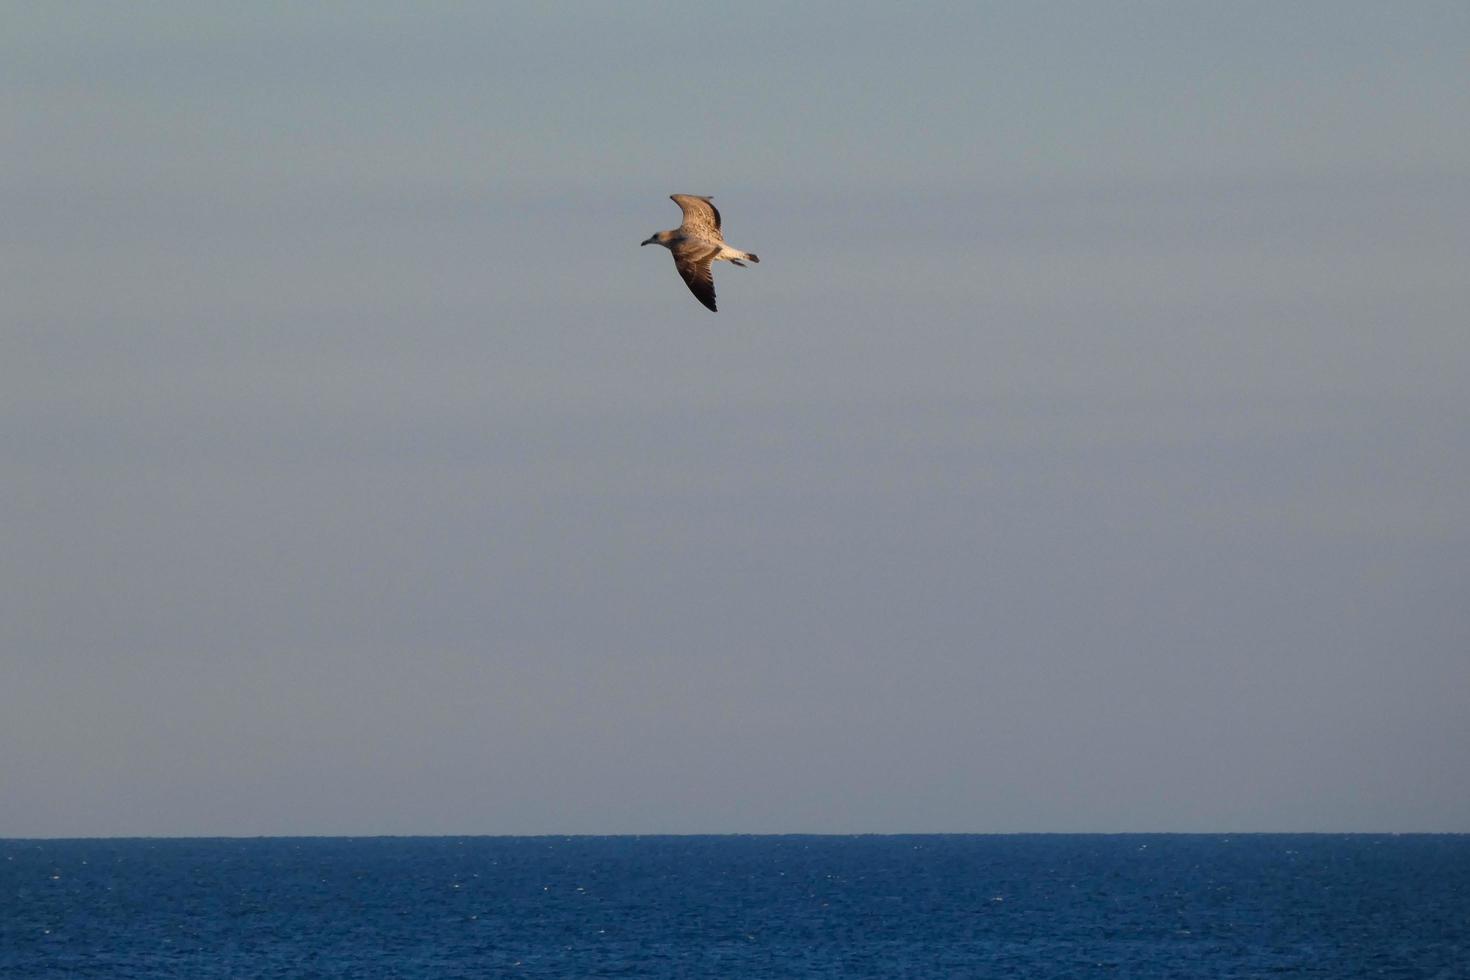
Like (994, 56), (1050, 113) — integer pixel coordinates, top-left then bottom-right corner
(3, 835), (1466, 978)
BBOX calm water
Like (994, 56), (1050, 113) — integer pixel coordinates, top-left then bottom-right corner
(3, 835), (1466, 978)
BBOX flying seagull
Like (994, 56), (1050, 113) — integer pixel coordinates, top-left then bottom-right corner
(641, 194), (759, 312)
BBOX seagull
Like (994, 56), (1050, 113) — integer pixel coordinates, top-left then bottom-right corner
(641, 194), (759, 312)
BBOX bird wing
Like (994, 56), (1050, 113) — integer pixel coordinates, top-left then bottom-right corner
(672, 242), (719, 312)
(671, 194), (722, 237)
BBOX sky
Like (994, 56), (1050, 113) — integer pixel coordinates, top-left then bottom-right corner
(3, 2), (1468, 837)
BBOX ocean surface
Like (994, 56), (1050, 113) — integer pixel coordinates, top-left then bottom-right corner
(3, 835), (1466, 978)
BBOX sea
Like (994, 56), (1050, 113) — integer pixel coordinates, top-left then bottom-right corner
(3, 835), (1466, 979)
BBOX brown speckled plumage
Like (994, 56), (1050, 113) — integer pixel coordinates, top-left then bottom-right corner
(641, 194), (760, 312)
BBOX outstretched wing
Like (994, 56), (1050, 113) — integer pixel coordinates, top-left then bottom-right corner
(672, 243), (718, 312)
(671, 194), (722, 238)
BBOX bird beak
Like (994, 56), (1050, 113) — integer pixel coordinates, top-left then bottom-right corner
(640, 237), (654, 246)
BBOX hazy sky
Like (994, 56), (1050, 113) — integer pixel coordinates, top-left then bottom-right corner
(4, 2), (1468, 836)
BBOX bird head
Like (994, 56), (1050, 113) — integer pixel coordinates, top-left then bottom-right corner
(641, 231), (668, 247)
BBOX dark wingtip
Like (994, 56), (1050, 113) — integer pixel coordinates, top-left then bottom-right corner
(747, 253), (760, 263)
